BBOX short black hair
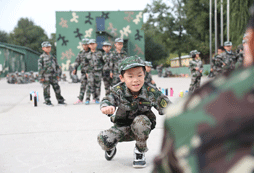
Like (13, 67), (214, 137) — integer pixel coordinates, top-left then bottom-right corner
(218, 46), (225, 51)
(120, 66), (146, 77)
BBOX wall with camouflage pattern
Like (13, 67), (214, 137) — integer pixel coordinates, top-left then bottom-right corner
(56, 11), (145, 71)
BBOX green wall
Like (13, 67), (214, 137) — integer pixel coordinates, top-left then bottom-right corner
(56, 11), (145, 71)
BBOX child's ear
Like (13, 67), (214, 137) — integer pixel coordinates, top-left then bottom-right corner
(119, 74), (125, 82)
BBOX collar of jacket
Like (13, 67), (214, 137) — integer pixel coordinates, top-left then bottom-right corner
(123, 83), (148, 100)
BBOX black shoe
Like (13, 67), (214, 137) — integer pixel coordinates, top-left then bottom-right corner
(45, 102), (54, 106)
(58, 101), (66, 105)
(105, 147), (117, 161)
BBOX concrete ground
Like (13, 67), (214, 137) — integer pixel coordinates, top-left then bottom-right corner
(0, 73), (211, 173)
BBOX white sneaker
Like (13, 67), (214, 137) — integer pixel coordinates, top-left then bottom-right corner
(105, 147), (117, 161)
(133, 147), (146, 168)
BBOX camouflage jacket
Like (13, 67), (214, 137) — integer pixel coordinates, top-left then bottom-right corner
(212, 54), (225, 72)
(73, 49), (90, 73)
(102, 51), (112, 72)
(38, 52), (60, 79)
(109, 50), (127, 74)
(189, 59), (203, 77)
(84, 50), (104, 73)
(221, 51), (236, 70)
(100, 82), (170, 128)
(153, 65), (254, 173)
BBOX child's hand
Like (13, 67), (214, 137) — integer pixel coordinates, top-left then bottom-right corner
(101, 106), (115, 115)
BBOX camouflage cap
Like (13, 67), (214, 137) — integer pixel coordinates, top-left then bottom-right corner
(115, 38), (124, 43)
(88, 39), (96, 44)
(82, 38), (90, 45)
(119, 56), (145, 73)
(102, 41), (112, 46)
(144, 61), (153, 67)
(41, 41), (52, 47)
(190, 50), (200, 56)
(224, 41), (232, 46)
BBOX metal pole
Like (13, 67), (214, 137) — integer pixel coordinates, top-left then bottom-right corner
(215, 0), (218, 54)
(210, 0), (212, 64)
(221, 0), (223, 46)
(227, 0), (230, 41)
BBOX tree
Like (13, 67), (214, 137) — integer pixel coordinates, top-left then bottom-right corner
(143, 0), (189, 67)
(0, 30), (9, 43)
(145, 32), (169, 66)
(9, 18), (48, 53)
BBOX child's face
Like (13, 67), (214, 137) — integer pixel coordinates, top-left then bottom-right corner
(224, 45), (232, 51)
(120, 66), (145, 93)
(42, 46), (51, 54)
(102, 45), (111, 53)
(115, 42), (123, 51)
(145, 66), (151, 72)
(89, 43), (97, 50)
(82, 44), (89, 51)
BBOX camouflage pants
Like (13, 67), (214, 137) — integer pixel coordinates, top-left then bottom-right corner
(85, 71), (102, 101)
(42, 76), (64, 103)
(102, 71), (112, 96)
(112, 73), (121, 86)
(189, 76), (201, 93)
(78, 73), (87, 101)
(97, 115), (151, 152)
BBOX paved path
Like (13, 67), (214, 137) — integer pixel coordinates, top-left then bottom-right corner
(0, 73), (210, 173)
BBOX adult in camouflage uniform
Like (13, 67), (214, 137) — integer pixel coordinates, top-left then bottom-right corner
(73, 38), (90, 104)
(38, 41), (65, 106)
(152, 13), (254, 173)
(97, 56), (170, 168)
(144, 61), (156, 86)
(84, 39), (104, 104)
(102, 41), (113, 96)
(188, 50), (203, 93)
(109, 38), (128, 86)
(210, 46), (226, 77)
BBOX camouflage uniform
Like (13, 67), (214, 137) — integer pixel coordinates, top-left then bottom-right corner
(153, 65), (254, 173)
(189, 52), (203, 93)
(38, 51), (64, 103)
(110, 49), (127, 86)
(98, 82), (170, 152)
(221, 50), (236, 70)
(73, 49), (90, 101)
(212, 54), (226, 76)
(16, 73), (24, 84)
(29, 71), (35, 82)
(102, 50), (113, 95)
(98, 56), (170, 154)
(156, 65), (163, 77)
(23, 73), (30, 84)
(84, 50), (104, 102)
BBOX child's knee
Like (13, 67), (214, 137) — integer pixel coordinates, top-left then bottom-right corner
(131, 115), (151, 135)
(97, 131), (117, 151)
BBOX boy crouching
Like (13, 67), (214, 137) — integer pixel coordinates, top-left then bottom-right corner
(97, 56), (171, 168)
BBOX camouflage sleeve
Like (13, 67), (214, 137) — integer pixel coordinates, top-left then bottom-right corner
(109, 52), (114, 74)
(200, 61), (204, 71)
(82, 54), (90, 73)
(100, 91), (118, 109)
(54, 56), (60, 78)
(188, 61), (194, 71)
(38, 55), (46, 80)
(73, 52), (82, 70)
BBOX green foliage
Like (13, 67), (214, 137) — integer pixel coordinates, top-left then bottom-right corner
(145, 32), (169, 66)
(0, 30), (9, 43)
(9, 18), (48, 53)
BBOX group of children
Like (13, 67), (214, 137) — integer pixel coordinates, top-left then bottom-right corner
(38, 38), (168, 168)
(6, 71), (37, 84)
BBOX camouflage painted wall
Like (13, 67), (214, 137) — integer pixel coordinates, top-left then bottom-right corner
(56, 11), (145, 71)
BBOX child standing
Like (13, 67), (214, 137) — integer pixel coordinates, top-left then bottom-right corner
(38, 41), (66, 106)
(97, 56), (170, 168)
(102, 41), (113, 96)
(144, 61), (156, 86)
